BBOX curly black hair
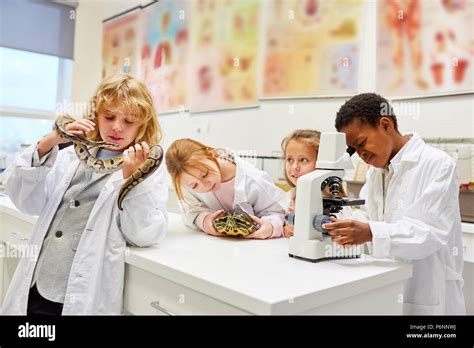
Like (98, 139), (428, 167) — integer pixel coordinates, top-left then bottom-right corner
(335, 93), (398, 131)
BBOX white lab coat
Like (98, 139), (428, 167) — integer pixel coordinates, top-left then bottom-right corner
(180, 153), (286, 229)
(1, 144), (168, 315)
(360, 133), (465, 315)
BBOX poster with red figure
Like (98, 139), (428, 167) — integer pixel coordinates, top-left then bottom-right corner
(377, 0), (474, 98)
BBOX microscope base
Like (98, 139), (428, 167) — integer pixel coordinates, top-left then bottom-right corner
(288, 253), (360, 263)
(288, 237), (361, 262)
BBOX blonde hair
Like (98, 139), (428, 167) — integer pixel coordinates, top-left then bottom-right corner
(85, 74), (162, 145)
(281, 129), (346, 197)
(281, 129), (321, 188)
(165, 138), (222, 202)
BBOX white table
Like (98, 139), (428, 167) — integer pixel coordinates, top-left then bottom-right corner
(124, 213), (412, 314)
(0, 195), (413, 315)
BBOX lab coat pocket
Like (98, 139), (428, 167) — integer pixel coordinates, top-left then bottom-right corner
(71, 229), (87, 252)
(403, 301), (444, 315)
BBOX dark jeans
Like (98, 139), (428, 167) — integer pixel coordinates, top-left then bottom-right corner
(27, 284), (64, 316)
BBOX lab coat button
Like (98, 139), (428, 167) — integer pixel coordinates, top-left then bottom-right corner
(69, 200), (80, 208)
(55, 231), (63, 238)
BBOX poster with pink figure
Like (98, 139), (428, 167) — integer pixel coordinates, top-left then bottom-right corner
(376, 0), (474, 98)
(188, 0), (260, 112)
(102, 10), (143, 79)
(140, 0), (189, 114)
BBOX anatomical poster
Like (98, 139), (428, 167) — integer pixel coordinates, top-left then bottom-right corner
(188, 0), (260, 112)
(376, 0), (474, 98)
(102, 9), (143, 78)
(262, 0), (365, 98)
(140, 0), (189, 113)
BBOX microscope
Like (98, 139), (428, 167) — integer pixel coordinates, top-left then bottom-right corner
(287, 132), (365, 262)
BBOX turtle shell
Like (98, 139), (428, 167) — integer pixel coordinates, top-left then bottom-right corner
(213, 207), (258, 237)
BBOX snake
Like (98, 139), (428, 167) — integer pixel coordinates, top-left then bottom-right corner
(54, 114), (164, 210)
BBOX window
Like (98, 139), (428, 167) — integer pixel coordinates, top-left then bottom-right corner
(0, 47), (73, 167)
(0, 116), (54, 168)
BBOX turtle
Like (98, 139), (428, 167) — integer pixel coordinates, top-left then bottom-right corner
(213, 206), (259, 237)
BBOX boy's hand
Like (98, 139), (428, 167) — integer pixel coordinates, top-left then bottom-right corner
(323, 218), (372, 245)
(203, 210), (225, 237)
(244, 215), (273, 239)
(122, 141), (149, 179)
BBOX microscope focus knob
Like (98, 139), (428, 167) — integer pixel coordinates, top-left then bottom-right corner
(313, 214), (333, 233)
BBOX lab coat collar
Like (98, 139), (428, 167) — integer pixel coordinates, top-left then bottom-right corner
(85, 167), (123, 217)
(398, 132), (425, 163)
(386, 132), (424, 173)
(110, 169), (126, 190)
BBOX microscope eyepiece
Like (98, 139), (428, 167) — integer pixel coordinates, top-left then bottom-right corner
(346, 146), (356, 156)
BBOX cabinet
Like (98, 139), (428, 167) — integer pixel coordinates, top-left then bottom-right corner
(461, 223), (474, 314)
(0, 209), (33, 305)
(123, 265), (247, 315)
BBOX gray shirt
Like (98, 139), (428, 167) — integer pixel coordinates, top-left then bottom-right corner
(31, 148), (120, 304)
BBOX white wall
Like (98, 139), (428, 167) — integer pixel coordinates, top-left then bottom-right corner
(72, 0), (474, 158)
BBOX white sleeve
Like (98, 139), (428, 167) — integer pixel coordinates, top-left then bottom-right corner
(369, 161), (459, 260)
(4, 143), (60, 216)
(248, 176), (286, 218)
(116, 166), (169, 247)
(178, 189), (215, 230)
(334, 206), (364, 221)
(244, 176), (286, 239)
(31, 144), (53, 167)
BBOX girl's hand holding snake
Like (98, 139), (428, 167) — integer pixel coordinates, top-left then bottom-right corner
(62, 119), (95, 141)
(38, 119), (96, 158)
(122, 141), (150, 179)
